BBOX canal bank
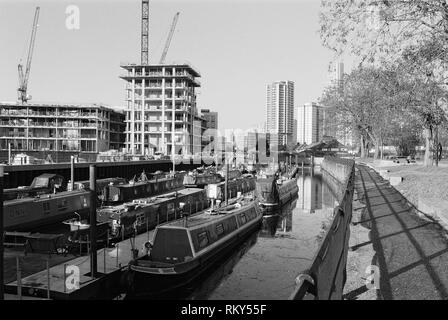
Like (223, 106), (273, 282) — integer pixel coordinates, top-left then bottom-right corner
(345, 164), (448, 300)
(362, 160), (448, 230)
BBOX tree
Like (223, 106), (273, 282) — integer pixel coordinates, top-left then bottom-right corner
(320, 66), (400, 159)
(320, 0), (448, 165)
(320, 0), (448, 72)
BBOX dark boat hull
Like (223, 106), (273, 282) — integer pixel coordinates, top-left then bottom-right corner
(4, 190), (91, 231)
(259, 183), (299, 214)
(125, 217), (262, 297)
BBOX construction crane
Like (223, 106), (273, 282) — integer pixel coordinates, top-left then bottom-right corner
(141, 0), (149, 65)
(18, 6), (40, 104)
(159, 12), (180, 64)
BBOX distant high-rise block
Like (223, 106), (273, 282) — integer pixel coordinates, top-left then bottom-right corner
(328, 61), (344, 90)
(266, 81), (295, 146)
(297, 102), (324, 145)
(201, 109), (218, 130)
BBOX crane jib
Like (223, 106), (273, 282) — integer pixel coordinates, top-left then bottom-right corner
(18, 6), (40, 104)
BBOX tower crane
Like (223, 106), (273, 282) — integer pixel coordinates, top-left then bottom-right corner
(18, 6), (40, 104)
(159, 12), (180, 64)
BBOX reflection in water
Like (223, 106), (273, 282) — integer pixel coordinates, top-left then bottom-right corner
(184, 232), (259, 300)
(260, 199), (297, 238)
(156, 170), (340, 300)
(298, 169), (339, 213)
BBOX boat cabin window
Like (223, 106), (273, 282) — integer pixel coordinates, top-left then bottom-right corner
(43, 202), (50, 214)
(58, 199), (68, 211)
(197, 231), (209, 249)
(31, 177), (49, 189)
(216, 224), (224, 236)
(240, 213), (247, 225)
(151, 228), (193, 263)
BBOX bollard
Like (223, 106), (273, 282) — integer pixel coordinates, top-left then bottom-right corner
(63, 264), (67, 293)
(89, 165), (97, 279)
(16, 256), (22, 300)
(104, 248), (106, 274)
(116, 244), (119, 268)
(47, 258), (50, 299)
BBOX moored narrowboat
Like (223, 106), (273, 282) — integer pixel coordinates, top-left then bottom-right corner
(183, 172), (222, 188)
(4, 190), (91, 231)
(3, 173), (64, 201)
(255, 176), (298, 213)
(217, 168), (242, 180)
(205, 174), (256, 201)
(124, 198), (262, 296)
(97, 188), (208, 240)
(106, 172), (185, 203)
(68, 177), (127, 202)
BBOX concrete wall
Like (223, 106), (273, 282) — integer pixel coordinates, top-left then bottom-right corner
(321, 156), (354, 186)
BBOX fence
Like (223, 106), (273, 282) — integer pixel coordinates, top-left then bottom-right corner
(289, 156), (355, 300)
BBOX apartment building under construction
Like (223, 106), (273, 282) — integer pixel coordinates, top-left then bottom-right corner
(0, 102), (125, 162)
(120, 63), (203, 156)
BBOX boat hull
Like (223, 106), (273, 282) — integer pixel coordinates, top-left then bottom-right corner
(256, 178), (299, 214)
(4, 190), (91, 231)
(125, 214), (262, 297)
(259, 183), (299, 214)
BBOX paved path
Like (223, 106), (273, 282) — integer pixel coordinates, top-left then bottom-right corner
(353, 164), (448, 300)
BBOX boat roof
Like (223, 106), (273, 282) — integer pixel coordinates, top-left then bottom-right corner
(160, 201), (255, 230)
(36, 173), (61, 179)
(98, 188), (203, 212)
(4, 190), (89, 205)
(117, 176), (180, 188)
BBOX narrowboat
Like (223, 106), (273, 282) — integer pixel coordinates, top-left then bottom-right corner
(3, 173), (64, 201)
(97, 188), (209, 239)
(255, 175), (299, 213)
(68, 177), (127, 202)
(217, 168), (242, 180)
(124, 198), (262, 296)
(106, 172), (186, 203)
(183, 171), (222, 188)
(205, 174), (256, 201)
(3, 190), (91, 231)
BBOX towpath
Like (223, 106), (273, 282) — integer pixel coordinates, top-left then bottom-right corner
(346, 164), (448, 300)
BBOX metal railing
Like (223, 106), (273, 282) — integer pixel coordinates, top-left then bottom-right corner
(289, 156), (355, 300)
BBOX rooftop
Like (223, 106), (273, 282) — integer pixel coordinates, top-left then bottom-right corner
(0, 101), (122, 113)
(120, 62), (201, 78)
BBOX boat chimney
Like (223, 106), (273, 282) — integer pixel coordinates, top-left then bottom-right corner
(183, 213), (188, 228)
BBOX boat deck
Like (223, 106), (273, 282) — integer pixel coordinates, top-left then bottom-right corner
(5, 229), (156, 300)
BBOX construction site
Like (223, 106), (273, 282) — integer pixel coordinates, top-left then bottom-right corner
(0, 1), (216, 164)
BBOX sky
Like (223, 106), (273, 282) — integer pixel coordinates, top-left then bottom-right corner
(0, 0), (353, 131)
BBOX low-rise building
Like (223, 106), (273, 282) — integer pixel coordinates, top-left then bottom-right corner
(0, 102), (125, 162)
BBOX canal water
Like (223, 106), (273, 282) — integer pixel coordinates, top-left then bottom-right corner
(163, 168), (339, 300)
